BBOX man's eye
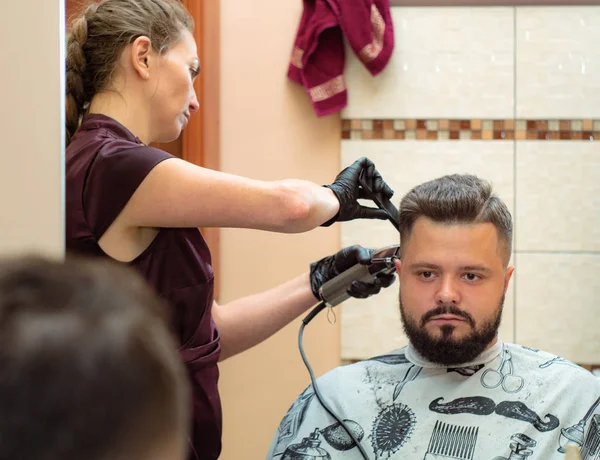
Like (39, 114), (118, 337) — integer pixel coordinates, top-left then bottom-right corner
(463, 273), (479, 281)
(420, 271), (434, 279)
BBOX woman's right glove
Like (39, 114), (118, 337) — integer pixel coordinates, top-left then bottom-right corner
(321, 157), (394, 227)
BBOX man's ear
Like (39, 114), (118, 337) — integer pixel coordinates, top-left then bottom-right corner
(504, 266), (515, 292)
(130, 36), (153, 80)
(394, 258), (402, 275)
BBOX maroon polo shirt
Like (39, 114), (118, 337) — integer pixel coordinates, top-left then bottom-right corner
(65, 114), (222, 460)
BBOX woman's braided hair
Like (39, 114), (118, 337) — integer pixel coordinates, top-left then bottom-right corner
(65, 0), (193, 145)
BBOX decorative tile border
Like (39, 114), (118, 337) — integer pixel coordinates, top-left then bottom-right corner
(341, 119), (600, 141)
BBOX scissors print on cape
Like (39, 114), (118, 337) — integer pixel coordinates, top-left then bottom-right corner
(480, 346), (524, 394)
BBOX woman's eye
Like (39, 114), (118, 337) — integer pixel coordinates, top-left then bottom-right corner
(190, 67), (199, 79)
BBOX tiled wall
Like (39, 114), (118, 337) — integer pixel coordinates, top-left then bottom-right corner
(339, 6), (600, 365)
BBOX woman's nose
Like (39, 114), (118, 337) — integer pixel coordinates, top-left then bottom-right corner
(189, 93), (200, 113)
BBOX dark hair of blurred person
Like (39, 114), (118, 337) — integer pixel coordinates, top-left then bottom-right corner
(0, 256), (190, 460)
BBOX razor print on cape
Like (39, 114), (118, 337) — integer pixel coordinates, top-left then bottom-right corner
(364, 353), (419, 458)
(448, 364), (485, 377)
(367, 353), (410, 366)
(393, 364), (423, 401)
(540, 356), (581, 370)
(429, 396), (560, 432)
(367, 352), (423, 401)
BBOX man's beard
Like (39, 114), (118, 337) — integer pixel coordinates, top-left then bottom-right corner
(400, 294), (504, 366)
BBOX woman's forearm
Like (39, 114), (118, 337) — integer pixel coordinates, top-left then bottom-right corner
(212, 272), (320, 360)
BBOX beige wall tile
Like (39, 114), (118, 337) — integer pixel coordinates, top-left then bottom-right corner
(515, 253), (600, 364)
(342, 7), (514, 119)
(516, 7), (600, 118)
(516, 142), (600, 251)
(339, 140), (515, 359)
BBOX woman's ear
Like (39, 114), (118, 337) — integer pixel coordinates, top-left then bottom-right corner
(130, 36), (153, 80)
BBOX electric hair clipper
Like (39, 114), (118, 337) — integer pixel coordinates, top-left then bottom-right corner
(318, 244), (400, 308)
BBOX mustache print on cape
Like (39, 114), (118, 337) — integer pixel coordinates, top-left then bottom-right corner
(429, 397), (560, 432)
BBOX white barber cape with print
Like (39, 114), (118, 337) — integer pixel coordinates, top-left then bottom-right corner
(267, 341), (600, 459)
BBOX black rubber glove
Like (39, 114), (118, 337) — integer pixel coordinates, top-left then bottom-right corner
(309, 245), (396, 300)
(322, 157), (395, 227)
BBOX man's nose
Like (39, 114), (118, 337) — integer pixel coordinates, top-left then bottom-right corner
(434, 276), (460, 305)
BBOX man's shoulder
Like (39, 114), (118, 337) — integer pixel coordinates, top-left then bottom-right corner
(506, 342), (600, 385)
(319, 347), (412, 385)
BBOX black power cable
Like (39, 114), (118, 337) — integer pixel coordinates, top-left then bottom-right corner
(298, 301), (371, 460)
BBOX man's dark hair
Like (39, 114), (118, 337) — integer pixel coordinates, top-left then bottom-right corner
(399, 174), (513, 265)
(0, 256), (190, 460)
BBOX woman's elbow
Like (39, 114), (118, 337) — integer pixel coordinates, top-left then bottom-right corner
(279, 195), (312, 232)
(273, 183), (313, 233)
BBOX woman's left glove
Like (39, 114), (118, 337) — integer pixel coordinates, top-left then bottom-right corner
(322, 157), (394, 226)
(309, 245), (396, 300)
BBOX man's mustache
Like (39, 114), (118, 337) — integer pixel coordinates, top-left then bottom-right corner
(429, 397), (560, 432)
(421, 305), (475, 328)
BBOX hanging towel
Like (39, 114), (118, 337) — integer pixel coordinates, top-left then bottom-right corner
(288, 0), (394, 116)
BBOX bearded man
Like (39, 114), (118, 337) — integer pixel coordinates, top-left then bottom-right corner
(267, 174), (600, 460)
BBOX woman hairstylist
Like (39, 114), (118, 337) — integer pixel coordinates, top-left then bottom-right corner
(65, 1), (395, 459)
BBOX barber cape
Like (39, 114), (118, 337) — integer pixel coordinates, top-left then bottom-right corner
(267, 341), (600, 459)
